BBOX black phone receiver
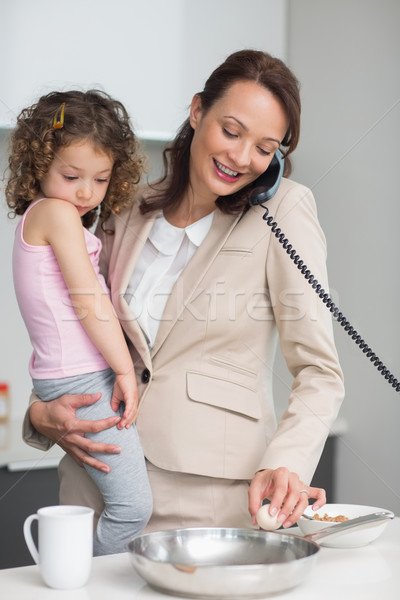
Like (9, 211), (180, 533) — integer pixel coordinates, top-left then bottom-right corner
(249, 149), (284, 206)
(251, 149), (400, 393)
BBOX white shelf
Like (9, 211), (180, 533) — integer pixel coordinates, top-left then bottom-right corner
(138, 130), (174, 143)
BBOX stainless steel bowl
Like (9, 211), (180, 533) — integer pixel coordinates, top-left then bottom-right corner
(127, 527), (319, 598)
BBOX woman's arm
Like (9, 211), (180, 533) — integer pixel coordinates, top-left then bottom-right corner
(249, 183), (343, 527)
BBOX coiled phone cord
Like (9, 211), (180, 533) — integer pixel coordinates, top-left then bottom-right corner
(261, 205), (400, 393)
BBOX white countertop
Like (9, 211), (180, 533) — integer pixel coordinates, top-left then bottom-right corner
(1, 518), (399, 600)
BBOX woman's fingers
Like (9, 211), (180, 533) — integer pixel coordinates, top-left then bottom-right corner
(249, 467), (292, 524)
(71, 415), (122, 435)
(266, 467), (292, 519)
(249, 468), (327, 529)
(308, 485), (326, 511)
(58, 431), (121, 473)
(61, 428), (121, 455)
(248, 469), (274, 524)
(279, 486), (309, 528)
(278, 483), (327, 528)
(68, 392), (102, 409)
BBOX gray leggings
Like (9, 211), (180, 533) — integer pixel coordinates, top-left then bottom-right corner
(33, 368), (153, 556)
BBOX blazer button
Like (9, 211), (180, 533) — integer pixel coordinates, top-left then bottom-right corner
(141, 368), (151, 384)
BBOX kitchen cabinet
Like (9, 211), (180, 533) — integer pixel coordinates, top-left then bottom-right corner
(0, 466), (59, 569)
(310, 434), (335, 500)
(0, 420), (64, 569)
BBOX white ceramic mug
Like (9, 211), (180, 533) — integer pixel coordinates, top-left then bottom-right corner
(23, 505), (94, 589)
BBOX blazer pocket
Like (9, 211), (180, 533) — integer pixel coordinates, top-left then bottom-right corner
(186, 371), (262, 420)
(219, 247), (253, 257)
(208, 355), (258, 382)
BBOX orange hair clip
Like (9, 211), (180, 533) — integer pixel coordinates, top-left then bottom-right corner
(53, 102), (66, 130)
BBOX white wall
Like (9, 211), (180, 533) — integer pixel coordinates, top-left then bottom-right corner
(0, 0), (287, 134)
(286, 0), (400, 514)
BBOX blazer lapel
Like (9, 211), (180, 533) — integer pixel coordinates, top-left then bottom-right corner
(112, 209), (156, 367)
(151, 209), (242, 357)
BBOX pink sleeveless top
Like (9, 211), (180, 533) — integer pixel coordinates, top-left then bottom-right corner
(12, 199), (109, 379)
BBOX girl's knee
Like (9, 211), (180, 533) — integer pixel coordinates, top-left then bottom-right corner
(133, 488), (153, 529)
(105, 489), (152, 530)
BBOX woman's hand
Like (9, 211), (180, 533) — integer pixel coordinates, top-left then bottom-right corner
(248, 467), (326, 528)
(29, 394), (122, 473)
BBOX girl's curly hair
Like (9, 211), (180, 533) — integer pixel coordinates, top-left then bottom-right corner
(6, 89), (144, 229)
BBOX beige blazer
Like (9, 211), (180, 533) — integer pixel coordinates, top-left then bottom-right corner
(24, 178), (344, 484)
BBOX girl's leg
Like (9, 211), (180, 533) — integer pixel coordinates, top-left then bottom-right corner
(34, 370), (152, 556)
(58, 453), (105, 524)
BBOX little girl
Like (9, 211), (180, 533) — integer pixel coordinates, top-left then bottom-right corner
(6, 90), (153, 555)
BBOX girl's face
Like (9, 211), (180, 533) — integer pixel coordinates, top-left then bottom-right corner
(40, 140), (114, 217)
(189, 80), (288, 205)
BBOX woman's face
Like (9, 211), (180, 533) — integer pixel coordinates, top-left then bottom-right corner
(189, 80), (288, 205)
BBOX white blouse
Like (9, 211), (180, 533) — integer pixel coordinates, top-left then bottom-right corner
(125, 211), (214, 348)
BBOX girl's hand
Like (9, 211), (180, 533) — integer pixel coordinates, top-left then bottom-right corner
(29, 394), (122, 473)
(248, 467), (326, 528)
(110, 371), (139, 429)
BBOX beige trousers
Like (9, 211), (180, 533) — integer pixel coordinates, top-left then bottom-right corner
(58, 454), (254, 533)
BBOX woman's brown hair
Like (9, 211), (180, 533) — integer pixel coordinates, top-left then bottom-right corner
(6, 89), (144, 228)
(141, 49), (301, 215)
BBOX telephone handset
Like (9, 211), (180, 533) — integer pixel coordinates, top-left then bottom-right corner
(249, 150), (400, 392)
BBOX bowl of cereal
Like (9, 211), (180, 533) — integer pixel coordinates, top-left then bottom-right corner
(298, 503), (394, 548)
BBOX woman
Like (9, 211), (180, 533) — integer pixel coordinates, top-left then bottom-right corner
(25, 50), (344, 532)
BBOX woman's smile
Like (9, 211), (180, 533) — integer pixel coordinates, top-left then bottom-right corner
(213, 158), (242, 182)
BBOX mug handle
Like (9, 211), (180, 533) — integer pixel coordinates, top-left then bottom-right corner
(23, 514), (39, 564)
